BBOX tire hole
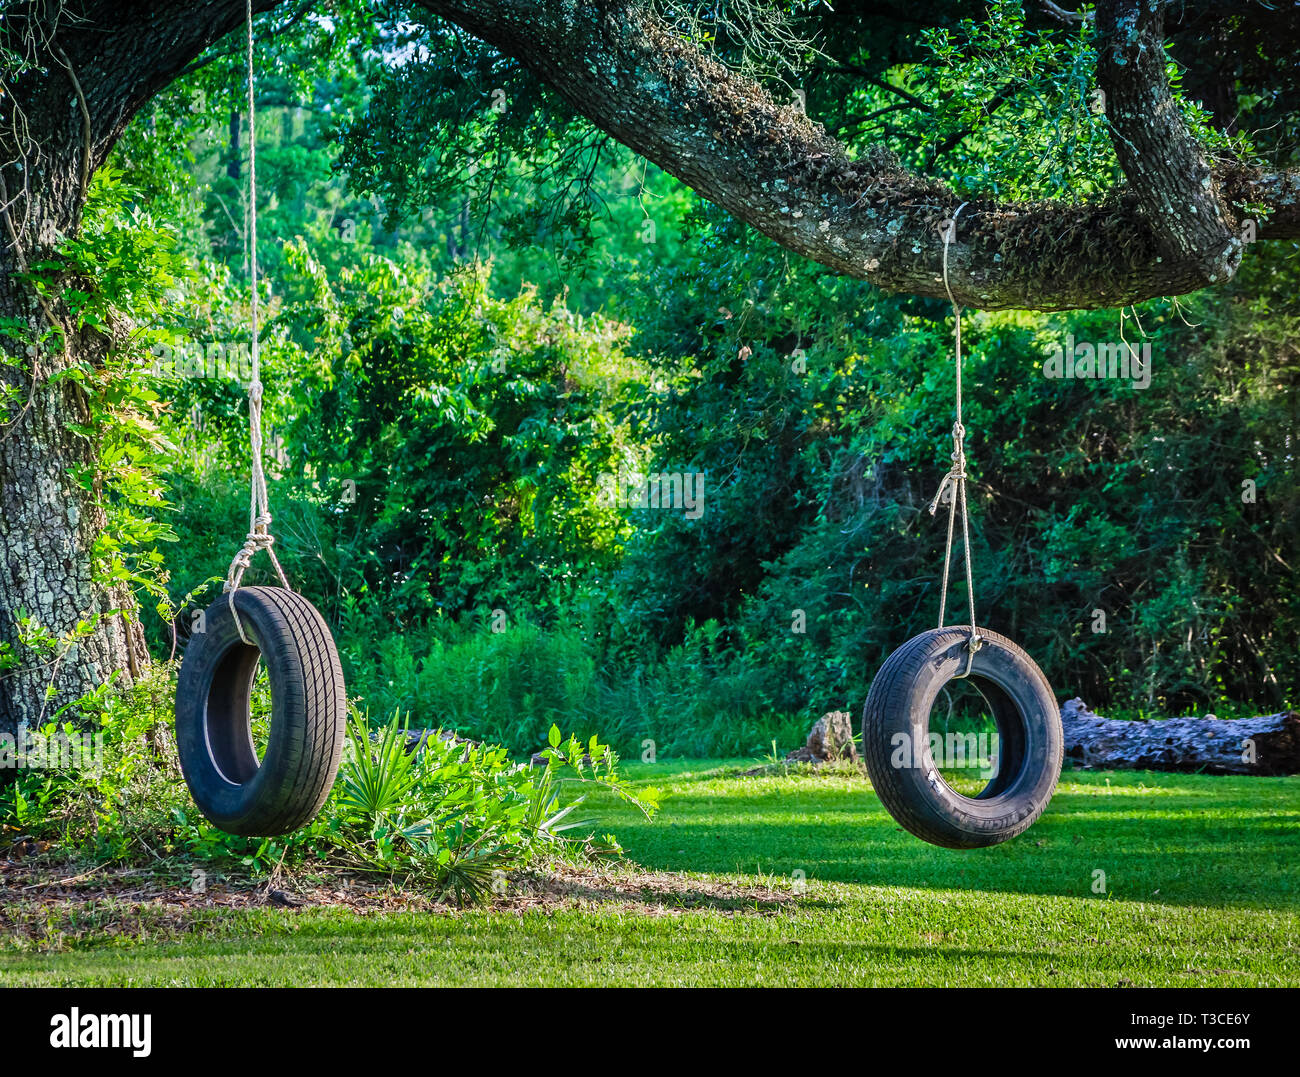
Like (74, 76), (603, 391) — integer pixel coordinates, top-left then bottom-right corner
(206, 641), (265, 785)
(927, 680), (1001, 798)
(250, 657), (272, 766)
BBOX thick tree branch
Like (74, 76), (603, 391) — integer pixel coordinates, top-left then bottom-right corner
(8, 0), (1299, 313)
(416, 0), (1297, 311)
(1095, 0), (1243, 285)
(1, 0), (279, 243)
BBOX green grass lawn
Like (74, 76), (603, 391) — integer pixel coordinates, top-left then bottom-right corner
(3, 763), (1298, 986)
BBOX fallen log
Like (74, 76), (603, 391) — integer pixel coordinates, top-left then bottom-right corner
(1060, 698), (1300, 775)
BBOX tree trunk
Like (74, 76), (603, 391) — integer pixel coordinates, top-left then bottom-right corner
(0, 184), (137, 755)
(0, 0), (260, 757)
(1061, 699), (1300, 776)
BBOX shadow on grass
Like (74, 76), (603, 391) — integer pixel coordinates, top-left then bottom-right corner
(523, 877), (832, 915)
(597, 769), (1300, 910)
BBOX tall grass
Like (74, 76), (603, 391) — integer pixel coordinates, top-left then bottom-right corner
(337, 615), (809, 759)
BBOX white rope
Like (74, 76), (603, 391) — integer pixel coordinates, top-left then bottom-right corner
(927, 202), (981, 677)
(224, 0), (291, 644)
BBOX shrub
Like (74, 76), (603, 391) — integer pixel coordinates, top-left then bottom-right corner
(0, 666), (657, 904)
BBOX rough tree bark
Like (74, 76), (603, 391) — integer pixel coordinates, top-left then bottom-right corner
(1061, 699), (1300, 776)
(0, 185), (137, 737)
(1, 0), (1297, 750)
(1094, 1), (1243, 285)
(0, 25), (125, 750)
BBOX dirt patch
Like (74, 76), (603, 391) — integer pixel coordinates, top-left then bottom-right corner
(0, 859), (427, 952)
(0, 857), (797, 952)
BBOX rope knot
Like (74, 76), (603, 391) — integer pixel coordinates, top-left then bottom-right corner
(928, 470), (959, 516)
(222, 517), (281, 595)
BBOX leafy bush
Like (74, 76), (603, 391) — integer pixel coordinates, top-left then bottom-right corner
(1, 667), (657, 904)
(115, 12), (1298, 771)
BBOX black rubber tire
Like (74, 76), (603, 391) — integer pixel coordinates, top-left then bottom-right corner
(862, 626), (1063, 849)
(176, 586), (347, 836)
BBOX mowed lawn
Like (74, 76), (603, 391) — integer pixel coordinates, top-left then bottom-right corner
(2, 763), (1298, 986)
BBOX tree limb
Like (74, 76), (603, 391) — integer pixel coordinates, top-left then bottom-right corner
(1039, 2), (1093, 26)
(1095, 0), (1244, 285)
(415, 0), (1297, 311)
(12, 0), (1300, 313)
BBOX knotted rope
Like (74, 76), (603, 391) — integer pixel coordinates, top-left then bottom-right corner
(928, 201), (981, 678)
(224, 0), (291, 644)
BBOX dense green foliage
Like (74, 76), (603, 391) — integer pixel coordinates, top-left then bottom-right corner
(19, 0), (1296, 767)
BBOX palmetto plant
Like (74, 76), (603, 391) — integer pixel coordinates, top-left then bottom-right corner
(523, 760), (589, 840)
(338, 713), (420, 824)
(329, 713), (658, 903)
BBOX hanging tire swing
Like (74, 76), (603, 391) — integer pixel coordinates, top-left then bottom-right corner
(863, 627), (1062, 849)
(176, 587), (346, 836)
(862, 205), (1063, 849)
(176, 4), (347, 837)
